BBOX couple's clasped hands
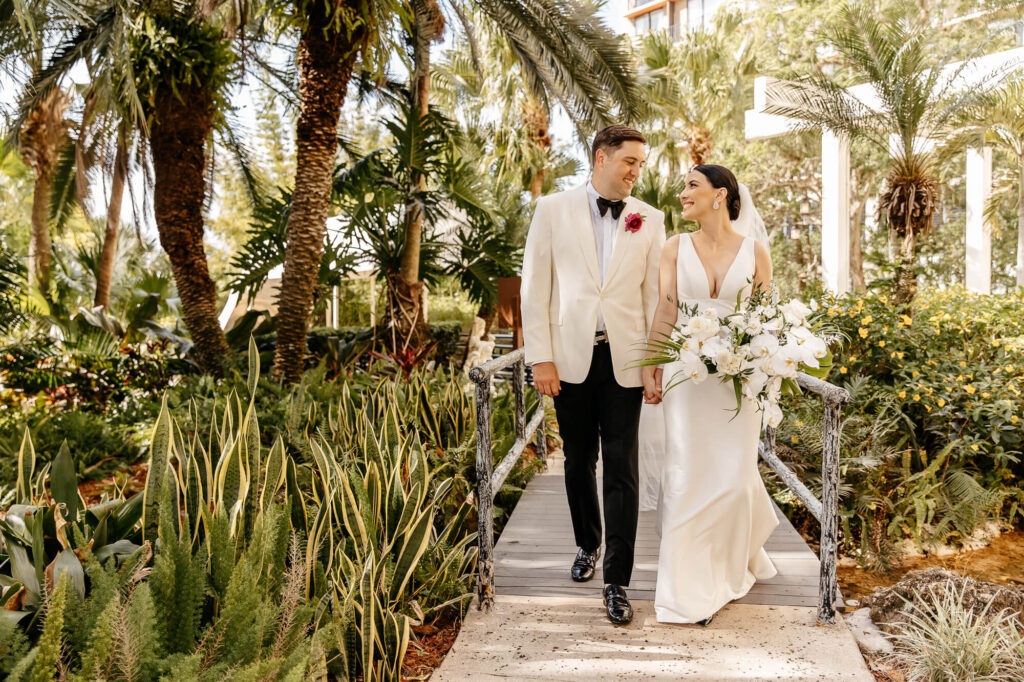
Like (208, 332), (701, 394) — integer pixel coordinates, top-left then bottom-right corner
(642, 366), (663, 405)
(533, 362), (662, 404)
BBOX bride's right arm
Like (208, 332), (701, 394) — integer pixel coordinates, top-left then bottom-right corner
(645, 235), (680, 363)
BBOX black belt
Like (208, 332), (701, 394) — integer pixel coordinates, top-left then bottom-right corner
(594, 330), (608, 345)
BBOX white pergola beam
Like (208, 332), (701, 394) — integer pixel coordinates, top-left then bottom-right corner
(966, 146), (993, 294)
(821, 131), (851, 295)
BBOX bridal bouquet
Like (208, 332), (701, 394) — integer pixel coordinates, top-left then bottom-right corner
(645, 291), (835, 429)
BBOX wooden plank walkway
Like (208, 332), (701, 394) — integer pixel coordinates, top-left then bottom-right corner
(495, 455), (825, 607)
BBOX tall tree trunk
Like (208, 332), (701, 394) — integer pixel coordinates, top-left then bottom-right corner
(893, 229), (918, 305)
(850, 194), (866, 293)
(28, 172), (53, 294)
(1017, 156), (1024, 288)
(149, 85), (230, 374)
(20, 89), (68, 295)
(272, 2), (364, 384)
(95, 137), (127, 309)
(687, 125), (712, 166)
(391, 3), (439, 352)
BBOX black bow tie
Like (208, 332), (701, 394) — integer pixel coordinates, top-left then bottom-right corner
(596, 196), (626, 220)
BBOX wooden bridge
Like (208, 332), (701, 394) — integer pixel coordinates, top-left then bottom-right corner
(433, 348), (873, 680)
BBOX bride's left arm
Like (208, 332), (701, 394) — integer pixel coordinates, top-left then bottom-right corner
(752, 241), (773, 295)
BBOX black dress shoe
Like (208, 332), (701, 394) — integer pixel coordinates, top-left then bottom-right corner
(603, 584), (633, 625)
(570, 547), (600, 582)
(696, 613), (714, 627)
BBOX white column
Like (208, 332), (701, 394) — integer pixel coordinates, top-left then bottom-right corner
(331, 285), (340, 328)
(821, 131), (851, 295)
(966, 146), (992, 294)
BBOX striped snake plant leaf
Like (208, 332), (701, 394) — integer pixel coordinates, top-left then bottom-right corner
(260, 437), (287, 511)
(246, 335), (259, 398)
(389, 482), (420, 553)
(285, 457), (307, 535)
(337, 469), (369, 551)
(380, 611), (410, 681)
(50, 440), (81, 522)
(16, 427), (35, 502)
(389, 506), (433, 603)
(142, 395), (174, 542)
(358, 558), (376, 679)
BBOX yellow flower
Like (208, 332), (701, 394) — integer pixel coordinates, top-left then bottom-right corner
(827, 307), (839, 317)
(965, 385), (976, 395)
(926, 405), (932, 412)
(858, 327), (869, 338)
(839, 366), (848, 374)
(897, 352), (904, 360)
(913, 394), (921, 402)
(791, 436), (800, 444)
(912, 371), (920, 378)
(900, 314), (913, 326)
(879, 340), (886, 347)
(970, 444), (980, 452)
(959, 361), (967, 367)
(898, 390), (907, 399)
(937, 399), (946, 407)
(981, 392), (990, 399)
(1012, 415), (1020, 424)
(861, 315), (873, 325)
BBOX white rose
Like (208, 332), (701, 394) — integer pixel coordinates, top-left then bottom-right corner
(748, 334), (780, 358)
(715, 350), (746, 376)
(701, 307), (719, 320)
(781, 299), (812, 325)
(684, 315), (720, 341)
(744, 318), (764, 336)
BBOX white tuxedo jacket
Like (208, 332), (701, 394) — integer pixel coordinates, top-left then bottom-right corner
(520, 185), (666, 388)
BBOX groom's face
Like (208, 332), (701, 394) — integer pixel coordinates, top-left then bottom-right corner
(594, 141), (646, 200)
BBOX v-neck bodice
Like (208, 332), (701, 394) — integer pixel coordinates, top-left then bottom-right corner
(676, 233), (755, 316)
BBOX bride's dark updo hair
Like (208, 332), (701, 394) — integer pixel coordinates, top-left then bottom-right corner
(691, 164), (742, 221)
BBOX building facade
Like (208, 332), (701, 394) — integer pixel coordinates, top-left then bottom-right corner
(625, 0), (751, 37)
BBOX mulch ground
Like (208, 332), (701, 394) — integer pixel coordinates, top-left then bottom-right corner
(401, 613), (464, 681)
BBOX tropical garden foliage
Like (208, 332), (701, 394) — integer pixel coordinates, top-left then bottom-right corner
(2, 0), (1024, 676)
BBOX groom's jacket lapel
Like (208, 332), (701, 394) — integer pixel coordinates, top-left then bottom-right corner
(572, 185), (601, 286)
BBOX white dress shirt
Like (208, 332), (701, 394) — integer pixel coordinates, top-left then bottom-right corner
(586, 181), (620, 332)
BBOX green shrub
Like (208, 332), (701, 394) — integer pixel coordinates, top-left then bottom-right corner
(772, 287), (1024, 567)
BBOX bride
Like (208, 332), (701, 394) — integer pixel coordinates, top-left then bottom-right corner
(639, 164), (779, 626)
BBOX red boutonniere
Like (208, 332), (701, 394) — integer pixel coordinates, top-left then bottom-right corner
(624, 212), (644, 233)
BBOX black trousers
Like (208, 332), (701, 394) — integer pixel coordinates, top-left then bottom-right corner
(552, 341), (643, 587)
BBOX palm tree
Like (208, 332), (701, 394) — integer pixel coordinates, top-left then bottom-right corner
(18, 87), (68, 295)
(639, 11), (754, 171)
(22, 1), (258, 372)
(272, 0), (643, 381)
(765, 2), (1010, 304)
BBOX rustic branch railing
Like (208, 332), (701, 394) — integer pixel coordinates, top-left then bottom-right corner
(759, 372), (850, 625)
(469, 347), (546, 612)
(470, 350), (850, 625)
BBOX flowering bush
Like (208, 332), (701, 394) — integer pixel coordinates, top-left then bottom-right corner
(771, 287), (1024, 568)
(645, 292), (834, 428)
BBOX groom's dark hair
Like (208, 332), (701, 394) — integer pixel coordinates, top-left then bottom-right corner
(591, 125), (646, 163)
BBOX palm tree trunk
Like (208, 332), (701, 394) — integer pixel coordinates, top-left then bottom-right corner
(1017, 155), (1024, 288)
(28, 172), (53, 294)
(893, 229), (917, 305)
(391, 3), (439, 351)
(686, 125), (712, 166)
(149, 84), (230, 374)
(94, 137), (127, 309)
(272, 2), (364, 384)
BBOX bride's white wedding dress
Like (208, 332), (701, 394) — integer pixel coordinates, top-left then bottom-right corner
(649, 232), (779, 624)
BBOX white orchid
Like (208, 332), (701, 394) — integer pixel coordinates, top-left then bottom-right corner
(685, 315), (720, 341)
(748, 334), (779, 358)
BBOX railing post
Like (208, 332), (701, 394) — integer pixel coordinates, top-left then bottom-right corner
(471, 367), (495, 612)
(513, 357), (526, 444)
(534, 394), (547, 461)
(818, 398), (841, 625)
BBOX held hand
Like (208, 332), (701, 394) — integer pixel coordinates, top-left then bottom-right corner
(532, 362), (561, 397)
(642, 366), (662, 405)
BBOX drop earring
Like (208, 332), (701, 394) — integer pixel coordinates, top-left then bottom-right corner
(713, 200), (720, 210)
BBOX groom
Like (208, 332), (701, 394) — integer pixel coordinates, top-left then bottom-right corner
(520, 125), (666, 624)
